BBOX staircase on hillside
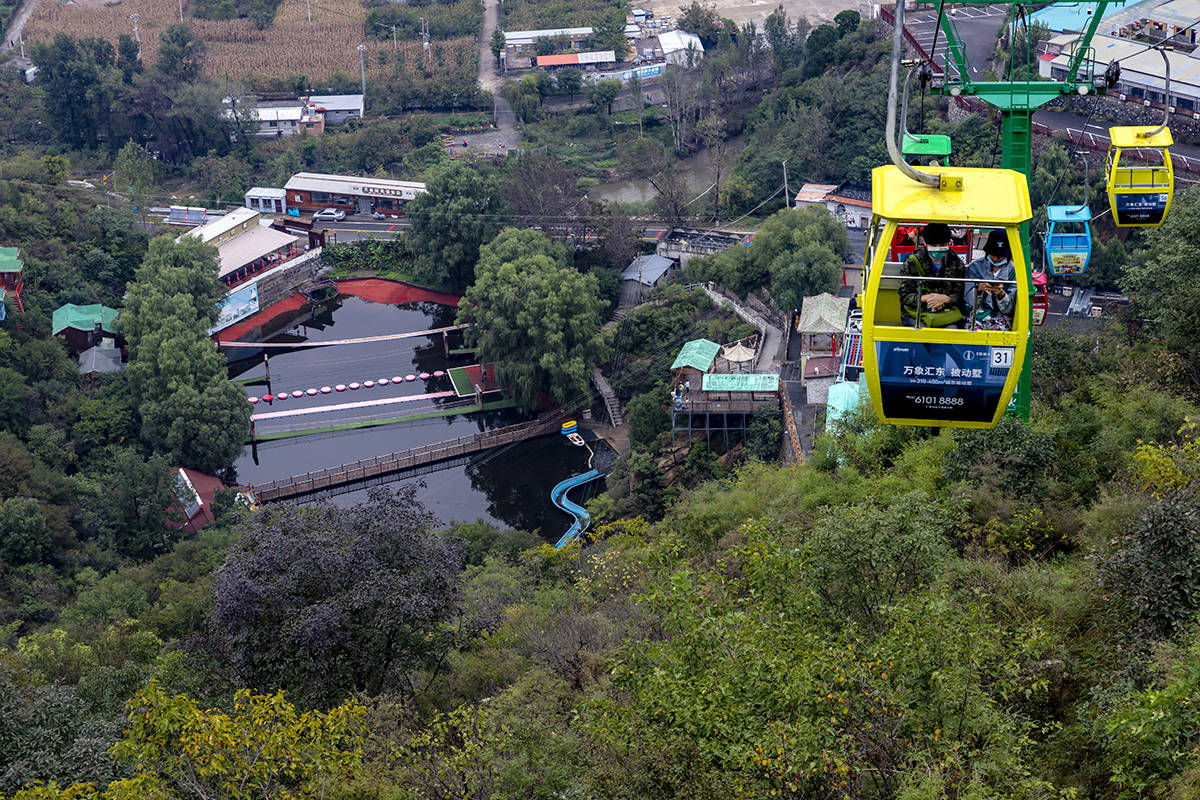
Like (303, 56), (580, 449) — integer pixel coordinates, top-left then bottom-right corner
(591, 368), (623, 427)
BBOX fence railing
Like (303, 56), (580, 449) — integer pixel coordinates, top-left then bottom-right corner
(252, 411), (569, 501)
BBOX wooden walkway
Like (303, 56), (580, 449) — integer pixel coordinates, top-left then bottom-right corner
(591, 368), (623, 427)
(252, 412), (567, 502)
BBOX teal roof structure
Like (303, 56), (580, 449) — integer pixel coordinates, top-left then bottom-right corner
(0, 247), (21, 273)
(671, 338), (721, 372)
(826, 379), (865, 427)
(702, 373), (779, 392)
(52, 303), (119, 336)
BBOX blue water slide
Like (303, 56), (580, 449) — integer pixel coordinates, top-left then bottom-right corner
(552, 468), (605, 549)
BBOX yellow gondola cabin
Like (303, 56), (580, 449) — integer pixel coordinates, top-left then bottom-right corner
(1106, 125), (1173, 227)
(860, 165), (1032, 428)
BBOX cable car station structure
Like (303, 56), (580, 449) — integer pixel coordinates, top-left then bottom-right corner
(860, 0), (1176, 427)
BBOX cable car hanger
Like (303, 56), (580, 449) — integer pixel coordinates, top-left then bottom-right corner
(884, 0), (941, 190)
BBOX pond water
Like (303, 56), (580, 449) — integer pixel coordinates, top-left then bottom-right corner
(590, 135), (747, 205)
(227, 293), (609, 540)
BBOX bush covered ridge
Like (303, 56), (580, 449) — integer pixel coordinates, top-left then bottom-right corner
(4, 302), (1200, 797)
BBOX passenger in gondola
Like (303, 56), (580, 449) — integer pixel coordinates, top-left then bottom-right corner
(898, 222), (965, 328)
(964, 229), (1017, 331)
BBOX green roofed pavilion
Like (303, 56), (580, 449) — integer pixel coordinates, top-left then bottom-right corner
(701, 373), (779, 393)
(671, 338), (721, 372)
(0, 247), (20, 274)
(52, 303), (119, 336)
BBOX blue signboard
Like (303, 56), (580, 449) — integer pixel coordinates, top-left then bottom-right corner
(876, 341), (1014, 423)
(210, 282), (260, 334)
(1113, 192), (1168, 226)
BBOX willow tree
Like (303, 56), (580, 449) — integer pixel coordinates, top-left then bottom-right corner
(457, 229), (605, 408)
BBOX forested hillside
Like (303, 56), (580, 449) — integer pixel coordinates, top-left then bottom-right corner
(1, 187), (1199, 798)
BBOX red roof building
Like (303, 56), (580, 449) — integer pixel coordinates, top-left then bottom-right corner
(168, 467), (227, 533)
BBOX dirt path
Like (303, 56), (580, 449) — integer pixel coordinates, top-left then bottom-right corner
(476, 0), (501, 94)
(1, 0), (39, 56)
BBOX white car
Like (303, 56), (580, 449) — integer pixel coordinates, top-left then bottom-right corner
(312, 208), (346, 222)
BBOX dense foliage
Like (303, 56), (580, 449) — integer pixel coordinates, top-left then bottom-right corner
(457, 229), (607, 408)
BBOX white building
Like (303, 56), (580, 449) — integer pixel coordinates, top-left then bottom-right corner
(658, 29), (705, 65)
(1040, 32), (1200, 114)
(244, 187), (288, 215)
(307, 94), (365, 124)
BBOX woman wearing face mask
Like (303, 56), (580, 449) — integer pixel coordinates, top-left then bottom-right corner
(898, 222), (966, 328)
(964, 229), (1017, 331)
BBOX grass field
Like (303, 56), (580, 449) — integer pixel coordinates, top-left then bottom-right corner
(22, 0), (474, 84)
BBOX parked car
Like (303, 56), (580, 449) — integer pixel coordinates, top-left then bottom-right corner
(313, 208), (346, 222)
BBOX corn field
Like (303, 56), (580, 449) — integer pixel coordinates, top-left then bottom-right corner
(20, 0), (471, 82)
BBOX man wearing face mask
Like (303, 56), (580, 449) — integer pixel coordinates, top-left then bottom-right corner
(898, 222), (965, 328)
(964, 229), (1017, 331)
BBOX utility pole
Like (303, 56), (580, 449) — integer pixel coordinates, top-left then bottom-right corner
(306, 0), (311, 22)
(392, 24), (398, 52)
(178, 0), (184, 23)
(357, 44), (367, 101)
(129, 14), (141, 59)
(420, 17), (431, 69)
(782, 159), (789, 209)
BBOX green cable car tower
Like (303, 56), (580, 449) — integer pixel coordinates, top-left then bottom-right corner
(909, 0), (1124, 419)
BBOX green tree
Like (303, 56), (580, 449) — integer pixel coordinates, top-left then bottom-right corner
(121, 237), (249, 472)
(688, 205), (845, 306)
(212, 487), (463, 706)
(116, 34), (141, 83)
(745, 406), (781, 461)
(592, 7), (629, 54)
(1100, 491), (1200, 639)
(10, 683), (367, 800)
(39, 156), (70, 186)
(1122, 185), (1200, 387)
(627, 384), (671, 450)
(120, 235), (223, 345)
(490, 28), (506, 65)
(189, 153), (251, 206)
(30, 35), (121, 149)
(113, 141), (158, 198)
(457, 229), (606, 408)
(90, 449), (179, 559)
(588, 78), (622, 117)
(405, 162), (507, 292)
(556, 67), (583, 101)
(0, 497), (51, 565)
(834, 9), (860, 36)
(627, 70), (643, 133)
(678, 1), (723, 48)
(155, 24), (207, 83)
(125, 311), (251, 473)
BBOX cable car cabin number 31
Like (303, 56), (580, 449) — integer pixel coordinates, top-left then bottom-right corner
(860, 165), (1033, 429)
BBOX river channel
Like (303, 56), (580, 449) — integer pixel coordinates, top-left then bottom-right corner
(226, 290), (608, 540)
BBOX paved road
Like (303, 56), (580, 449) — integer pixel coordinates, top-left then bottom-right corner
(324, 216), (670, 243)
(1034, 108), (1200, 163)
(905, 4), (1008, 81)
(0, 0), (39, 57)
(476, 0), (502, 94)
(324, 218), (408, 243)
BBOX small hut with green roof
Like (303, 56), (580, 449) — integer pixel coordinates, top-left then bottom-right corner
(0, 247), (23, 321)
(52, 303), (120, 353)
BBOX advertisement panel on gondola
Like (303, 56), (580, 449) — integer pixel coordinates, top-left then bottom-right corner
(1113, 193), (1169, 226)
(875, 342), (1014, 423)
